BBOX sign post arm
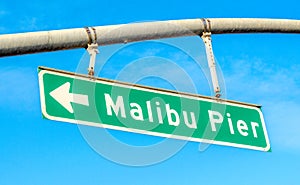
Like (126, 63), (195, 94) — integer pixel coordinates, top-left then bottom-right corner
(2, 18), (300, 57)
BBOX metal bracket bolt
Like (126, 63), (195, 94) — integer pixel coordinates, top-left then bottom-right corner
(84, 27), (99, 77)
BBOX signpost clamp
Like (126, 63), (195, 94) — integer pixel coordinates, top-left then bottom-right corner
(85, 27), (99, 77)
(200, 19), (221, 98)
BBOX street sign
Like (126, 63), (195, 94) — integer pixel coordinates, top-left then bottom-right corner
(38, 67), (270, 151)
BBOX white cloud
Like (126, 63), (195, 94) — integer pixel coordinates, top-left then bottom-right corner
(219, 56), (300, 151)
(263, 100), (300, 151)
(20, 17), (38, 31)
(95, 45), (212, 95)
(220, 57), (300, 101)
(112, 57), (200, 94)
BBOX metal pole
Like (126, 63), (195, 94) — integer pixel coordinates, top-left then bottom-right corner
(1, 18), (300, 57)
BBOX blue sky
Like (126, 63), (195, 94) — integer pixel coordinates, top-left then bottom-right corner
(1, 0), (300, 184)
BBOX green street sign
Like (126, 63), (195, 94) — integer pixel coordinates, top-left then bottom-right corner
(38, 67), (270, 151)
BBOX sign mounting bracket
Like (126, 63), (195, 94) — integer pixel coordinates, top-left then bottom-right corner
(84, 27), (99, 77)
(200, 19), (221, 98)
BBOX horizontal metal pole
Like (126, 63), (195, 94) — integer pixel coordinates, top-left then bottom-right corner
(1, 18), (300, 57)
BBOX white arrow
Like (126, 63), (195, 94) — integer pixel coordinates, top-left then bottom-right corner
(49, 82), (89, 113)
